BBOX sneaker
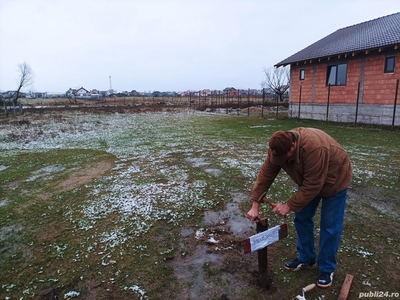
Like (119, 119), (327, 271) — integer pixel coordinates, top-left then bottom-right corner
(284, 258), (316, 271)
(317, 271), (334, 288)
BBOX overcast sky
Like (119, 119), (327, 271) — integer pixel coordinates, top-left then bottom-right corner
(0, 0), (398, 94)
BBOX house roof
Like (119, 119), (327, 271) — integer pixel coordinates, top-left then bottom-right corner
(76, 87), (89, 92)
(275, 12), (400, 67)
(223, 87), (237, 91)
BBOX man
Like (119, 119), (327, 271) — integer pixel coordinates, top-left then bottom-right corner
(246, 127), (352, 288)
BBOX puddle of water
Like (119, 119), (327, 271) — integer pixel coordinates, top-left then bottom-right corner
(204, 192), (252, 238)
(0, 224), (23, 239)
(180, 228), (194, 237)
(173, 191), (256, 299)
(174, 244), (222, 299)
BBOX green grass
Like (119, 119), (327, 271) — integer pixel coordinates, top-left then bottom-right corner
(0, 112), (399, 299)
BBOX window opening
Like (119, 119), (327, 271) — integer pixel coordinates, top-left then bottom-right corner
(300, 69), (305, 80)
(327, 63), (347, 86)
(384, 56), (395, 73)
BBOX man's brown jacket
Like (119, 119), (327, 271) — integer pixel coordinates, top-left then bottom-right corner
(251, 127), (352, 212)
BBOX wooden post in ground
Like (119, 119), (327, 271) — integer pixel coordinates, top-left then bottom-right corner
(256, 217), (269, 287)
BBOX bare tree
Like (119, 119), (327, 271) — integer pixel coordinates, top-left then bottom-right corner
(67, 90), (77, 104)
(261, 66), (290, 102)
(13, 62), (34, 103)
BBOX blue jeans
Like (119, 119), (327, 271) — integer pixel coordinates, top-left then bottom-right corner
(294, 189), (347, 273)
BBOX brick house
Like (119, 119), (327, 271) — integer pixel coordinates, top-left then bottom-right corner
(275, 12), (400, 125)
(223, 87), (239, 97)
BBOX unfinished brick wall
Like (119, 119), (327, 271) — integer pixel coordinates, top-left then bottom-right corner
(363, 52), (400, 104)
(288, 50), (400, 125)
(290, 51), (400, 105)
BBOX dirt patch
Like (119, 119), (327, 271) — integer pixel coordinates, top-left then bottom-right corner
(57, 159), (114, 193)
(36, 159), (114, 245)
(348, 185), (400, 219)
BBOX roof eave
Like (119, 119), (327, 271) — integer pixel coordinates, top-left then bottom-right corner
(274, 43), (400, 68)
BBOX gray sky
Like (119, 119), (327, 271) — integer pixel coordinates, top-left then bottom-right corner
(0, 0), (399, 94)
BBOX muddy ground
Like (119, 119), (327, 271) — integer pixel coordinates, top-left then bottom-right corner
(52, 157), (276, 300)
(18, 97), (288, 116)
(170, 192), (276, 300)
(2, 101), (315, 300)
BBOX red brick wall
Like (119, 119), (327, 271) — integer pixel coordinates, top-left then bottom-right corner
(290, 64), (313, 103)
(363, 53), (400, 104)
(290, 51), (400, 105)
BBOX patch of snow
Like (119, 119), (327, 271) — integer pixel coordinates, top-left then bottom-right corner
(195, 229), (205, 239)
(64, 291), (80, 299)
(123, 285), (147, 299)
(206, 236), (219, 244)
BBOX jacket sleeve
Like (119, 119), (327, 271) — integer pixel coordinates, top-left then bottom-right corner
(251, 152), (281, 202)
(287, 146), (329, 212)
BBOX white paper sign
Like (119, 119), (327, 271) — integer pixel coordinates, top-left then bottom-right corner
(249, 224), (280, 252)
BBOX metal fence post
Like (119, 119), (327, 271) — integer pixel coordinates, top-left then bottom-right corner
(326, 84), (331, 123)
(392, 79), (399, 131)
(298, 85), (302, 119)
(355, 82), (361, 127)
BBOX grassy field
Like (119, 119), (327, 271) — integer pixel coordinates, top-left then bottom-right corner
(0, 111), (399, 299)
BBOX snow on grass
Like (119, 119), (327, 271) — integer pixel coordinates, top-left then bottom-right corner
(1, 111), (399, 297)
(347, 145), (399, 191)
(1, 112), (255, 296)
(26, 164), (65, 182)
(123, 285), (147, 299)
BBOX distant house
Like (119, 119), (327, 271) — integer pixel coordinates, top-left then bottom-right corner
(75, 87), (90, 98)
(210, 90), (223, 96)
(237, 89), (264, 96)
(1, 91), (17, 99)
(130, 90), (141, 96)
(223, 87), (239, 97)
(90, 89), (100, 99)
(26, 92), (49, 99)
(249, 88), (262, 96)
(275, 12), (400, 125)
(66, 88), (78, 99)
(66, 87), (95, 99)
(200, 89), (211, 96)
(66, 88), (75, 96)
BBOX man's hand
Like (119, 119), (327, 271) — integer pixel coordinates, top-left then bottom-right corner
(246, 201), (260, 221)
(273, 203), (291, 217)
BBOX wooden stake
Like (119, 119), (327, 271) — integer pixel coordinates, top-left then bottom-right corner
(256, 218), (269, 288)
(337, 274), (354, 300)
